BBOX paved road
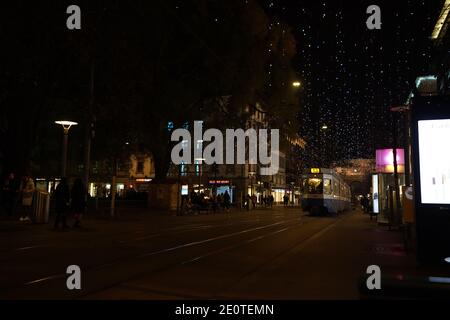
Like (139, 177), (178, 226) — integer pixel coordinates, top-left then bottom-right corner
(0, 207), (413, 299)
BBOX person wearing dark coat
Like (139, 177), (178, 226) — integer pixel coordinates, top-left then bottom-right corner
(223, 191), (231, 211)
(2, 172), (20, 218)
(71, 178), (86, 228)
(54, 177), (70, 229)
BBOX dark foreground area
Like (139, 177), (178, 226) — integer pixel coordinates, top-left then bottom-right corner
(1, 207), (449, 300)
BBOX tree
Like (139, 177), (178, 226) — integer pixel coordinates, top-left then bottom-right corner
(1, 1), (302, 183)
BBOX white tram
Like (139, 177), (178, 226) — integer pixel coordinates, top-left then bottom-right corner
(301, 168), (351, 215)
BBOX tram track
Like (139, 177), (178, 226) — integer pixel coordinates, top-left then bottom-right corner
(76, 214), (347, 299)
(1, 212), (351, 299)
(1, 215), (305, 295)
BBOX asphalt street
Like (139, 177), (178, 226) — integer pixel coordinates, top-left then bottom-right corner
(0, 206), (418, 299)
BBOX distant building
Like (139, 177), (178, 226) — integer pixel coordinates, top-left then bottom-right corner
(167, 100), (305, 205)
(333, 159), (375, 197)
(90, 153), (155, 198)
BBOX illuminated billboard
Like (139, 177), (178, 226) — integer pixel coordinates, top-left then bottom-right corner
(372, 174), (379, 214)
(418, 119), (450, 204)
(376, 149), (405, 173)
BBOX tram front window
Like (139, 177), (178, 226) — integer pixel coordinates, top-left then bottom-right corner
(303, 178), (323, 194)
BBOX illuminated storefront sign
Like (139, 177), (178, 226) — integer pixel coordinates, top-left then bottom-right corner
(376, 149), (405, 173)
(418, 119), (450, 204)
(311, 168), (321, 174)
(209, 180), (230, 185)
(136, 178), (152, 182)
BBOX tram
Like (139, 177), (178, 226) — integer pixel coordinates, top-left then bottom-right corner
(301, 168), (351, 215)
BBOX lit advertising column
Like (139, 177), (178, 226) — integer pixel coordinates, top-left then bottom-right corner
(372, 174), (379, 215)
(411, 95), (450, 263)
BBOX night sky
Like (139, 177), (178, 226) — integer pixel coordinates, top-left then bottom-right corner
(261, 0), (443, 163)
(1, 1), (445, 176)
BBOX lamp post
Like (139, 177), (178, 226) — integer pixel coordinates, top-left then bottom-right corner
(195, 158), (205, 193)
(319, 124), (328, 167)
(390, 105), (410, 227)
(55, 120), (78, 178)
(249, 170), (256, 197)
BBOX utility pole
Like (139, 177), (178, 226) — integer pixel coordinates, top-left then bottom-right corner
(84, 60), (95, 201)
(110, 158), (117, 218)
(176, 164), (181, 215)
(392, 112), (401, 227)
(390, 105), (410, 227)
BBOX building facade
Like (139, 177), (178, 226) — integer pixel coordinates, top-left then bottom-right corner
(166, 102), (304, 206)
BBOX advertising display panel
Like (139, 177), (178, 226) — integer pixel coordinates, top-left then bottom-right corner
(418, 119), (450, 204)
(411, 96), (450, 263)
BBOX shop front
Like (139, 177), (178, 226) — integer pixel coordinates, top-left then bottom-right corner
(372, 148), (406, 225)
(208, 179), (235, 203)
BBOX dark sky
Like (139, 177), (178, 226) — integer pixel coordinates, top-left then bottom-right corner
(260, 0), (443, 163)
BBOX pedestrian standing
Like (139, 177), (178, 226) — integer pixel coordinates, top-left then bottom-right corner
(284, 194), (290, 207)
(2, 173), (20, 218)
(71, 178), (86, 228)
(20, 175), (35, 222)
(54, 177), (70, 229)
(217, 194), (223, 211)
(223, 190), (231, 211)
(246, 194), (251, 211)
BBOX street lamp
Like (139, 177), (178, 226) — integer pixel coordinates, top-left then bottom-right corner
(318, 124), (329, 167)
(195, 158), (205, 193)
(389, 105), (410, 227)
(249, 171), (256, 197)
(292, 81), (301, 88)
(55, 120), (78, 177)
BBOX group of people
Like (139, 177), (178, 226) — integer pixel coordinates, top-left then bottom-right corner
(53, 177), (86, 229)
(260, 194), (275, 208)
(243, 194), (276, 210)
(360, 194), (373, 214)
(181, 190), (231, 215)
(1, 172), (36, 222)
(1, 172), (86, 229)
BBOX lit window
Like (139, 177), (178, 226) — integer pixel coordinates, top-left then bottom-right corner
(195, 160), (200, 176)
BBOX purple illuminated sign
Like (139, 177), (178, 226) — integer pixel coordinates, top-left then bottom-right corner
(376, 149), (405, 173)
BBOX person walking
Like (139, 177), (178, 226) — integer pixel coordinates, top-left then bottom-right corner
(223, 190), (231, 211)
(54, 177), (70, 229)
(70, 178), (86, 228)
(283, 194), (289, 207)
(217, 194), (223, 211)
(19, 175), (35, 222)
(246, 194), (251, 211)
